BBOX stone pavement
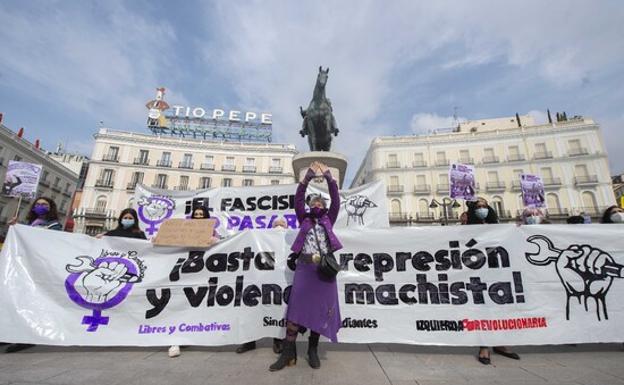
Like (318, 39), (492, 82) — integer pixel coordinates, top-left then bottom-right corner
(0, 341), (623, 385)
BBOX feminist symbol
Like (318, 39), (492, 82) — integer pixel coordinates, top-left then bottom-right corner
(137, 196), (175, 235)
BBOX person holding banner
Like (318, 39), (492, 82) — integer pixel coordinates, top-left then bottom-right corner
(601, 205), (624, 224)
(519, 207), (546, 226)
(269, 162), (343, 371)
(466, 198), (520, 365)
(99, 209), (147, 239)
(5, 197), (62, 353)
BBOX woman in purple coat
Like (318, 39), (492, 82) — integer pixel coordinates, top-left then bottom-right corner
(270, 161), (343, 371)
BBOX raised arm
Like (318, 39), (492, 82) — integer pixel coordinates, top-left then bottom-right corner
(295, 167), (316, 223)
(324, 169), (340, 224)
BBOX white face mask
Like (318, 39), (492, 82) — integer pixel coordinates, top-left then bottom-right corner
(610, 212), (624, 223)
(475, 208), (489, 219)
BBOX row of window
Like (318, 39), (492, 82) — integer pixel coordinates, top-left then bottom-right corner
(103, 147), (284, 172)
(96, 169), (282, 190)
(385, 140), (591, 168)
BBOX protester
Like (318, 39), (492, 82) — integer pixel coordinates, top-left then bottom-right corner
(99, 208), (146, 239)
(270, 162), (342, 371)
(236, 218), (288, 355)
(168, 205), (217, 358)
(601, 205), (624, 223)
(519, 207), (546, 225)
(459, 211), (468, 225)
(566, 215), (586, 224)
(465, 198), (520, 365)
(5, 197), (62, 353)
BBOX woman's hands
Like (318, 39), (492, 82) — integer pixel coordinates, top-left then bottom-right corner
(309, 161), (329, 176)
(7, 216), (17, 226)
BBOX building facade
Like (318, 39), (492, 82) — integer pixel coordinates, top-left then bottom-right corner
(0, 124), (79, 234)
(352, 114), (614, 225)
(74, 128), (298, 235)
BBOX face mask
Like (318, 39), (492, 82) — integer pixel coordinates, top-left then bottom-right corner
(610, 212), (624, 223)
(475, 208), (489, 219)
(310, 207), (326, 217)
(121, 219), (135, 229)
(526, 216), (542, 225)
(32, 204), (49, 217)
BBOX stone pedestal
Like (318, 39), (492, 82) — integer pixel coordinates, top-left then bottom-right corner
(292, 151), (348, 188)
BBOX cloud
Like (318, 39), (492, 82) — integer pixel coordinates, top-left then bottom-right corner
(410, 113), (462, 134)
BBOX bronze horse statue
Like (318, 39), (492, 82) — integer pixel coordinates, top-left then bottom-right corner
(299, 66), (339, 151)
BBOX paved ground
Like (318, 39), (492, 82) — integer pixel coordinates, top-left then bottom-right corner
(0, 341), (623, 385)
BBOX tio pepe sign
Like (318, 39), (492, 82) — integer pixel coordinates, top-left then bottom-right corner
(171, 105), (272, 125)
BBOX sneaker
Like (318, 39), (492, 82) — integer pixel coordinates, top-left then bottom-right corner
(168, 345), (181, 358)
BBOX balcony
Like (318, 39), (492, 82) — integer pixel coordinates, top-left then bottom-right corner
(507, 154), (526, 162)
(458, 158), (474, 165)
(269, 166), (283, 174)
(83, 208), (110, 218)
(156, 160), (172, 168)
(133, 157), (150, 165)
(486, 181), (506, 192)
(413, 185), (431, 194)
(126, 182), (137, 191)
(575, 175), (599, 186)
(40, 179), (50, 187)
(435, 159), (450, 167)
(387, 185), (404, 195)
(415, 212), (436, 222)
(174, 185), (190, 191)
(151, 183), (168, 190)
(243, 165), (257, 173)
(200, 163), (215, 170)
(482, 156), (499, 164)
(386, 162), (401, 169)
(62, 190), (73, 198)
(197, 183), (211, 190)
(436, 183), (450, 193)
(178, 162), (194, 169)
(102, 154), (119, 162)
(389, 212), (409, 222)
(222, 164), (236, 172)
(511, 181), (522, 191)
(546, 208), (569, 217)
(568, 148), (589, 157)
(51, 184), (62, 193)
(497, 210), (513, 220)
(412, 160), (427, 168)
(543, 178), (562, 187)
(534, 151), (553, 160)
(94, 179), (113, 189)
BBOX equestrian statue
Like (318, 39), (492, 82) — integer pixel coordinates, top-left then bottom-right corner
(299, 66), (339, 151)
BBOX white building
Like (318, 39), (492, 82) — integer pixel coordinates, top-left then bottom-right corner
(352, 114), (614, 225)
(74, 128), (298, 235)
(0, 123), (79, 234)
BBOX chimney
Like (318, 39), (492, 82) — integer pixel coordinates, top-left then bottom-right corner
(515, 113), (521, 127)
(0, 113), (3, 124)
(17, 127), (24, 138)
(35, 139), (40, 149)
(547, 109), (552, 124)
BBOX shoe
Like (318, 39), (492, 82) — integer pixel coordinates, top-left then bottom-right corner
(269, 341), (297, 371)
(5, 344), (34, 353)
(168, 345), (181, 358)
(272, 338), (283, 354)
(307, 334), (320, 369)
(493, 347), (520, 360)
(477, 347), (491, 365)
(236, 341), (256, 354)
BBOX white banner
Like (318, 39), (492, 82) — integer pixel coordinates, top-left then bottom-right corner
(1, 224), (624, 346)
(133, 181), (389, 238)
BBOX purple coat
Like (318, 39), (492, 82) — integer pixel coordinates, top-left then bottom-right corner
(291, 168), (343, 253)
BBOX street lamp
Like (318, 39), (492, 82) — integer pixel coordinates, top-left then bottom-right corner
(430, 198), (461, 225)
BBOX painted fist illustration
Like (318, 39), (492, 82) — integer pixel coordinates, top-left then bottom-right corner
(80, 261), (128, 303)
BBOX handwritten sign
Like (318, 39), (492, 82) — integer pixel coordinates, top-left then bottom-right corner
(153, 219), (216, 247)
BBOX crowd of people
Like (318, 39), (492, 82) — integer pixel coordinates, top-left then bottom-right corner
(1, 161), (622, 369)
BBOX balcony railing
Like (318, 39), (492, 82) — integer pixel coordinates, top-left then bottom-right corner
(436, 183), (450, 193)
(413, 185), (431, 194)
(543, 178), (562, 187)
(482, 156), (499, 164)
(62, 190), (73, 198)
(568, 148), (589, 157)
(178, 162), (194, 169)
(458, 158), (474, 165)
(51, 184), (62, 192)
(507, 154), (526, 162)
(40, 179), (50, 187)
(497, 210), (513, 219)
(83, 208), (110, 217)
(389, 212), (409, 222)
(95, 179), (114, 189)
(126, 182), (137, 191)
(412, 160), (427, 168)
(200, 163), (215, 170)
(387, 185), (404, 194)
(534, 151), (553, 160)
(156, 160), (172, 168)
(435, 159), (449, 166)
(269, 166), (283, 174)
(133, 157), (150, 165)
(546, 208), (569, 217)
(511, 181), (522, 191)
(151, 183), (168, 190)
(243, 165), (257, 173)
(198, 183), (211, 189)
(102, 154), (119, 162)
(222, 164), (236, 172)
(415, 212), (436, 222)
(486, 181), (506, 192)
(575, 175), (599, 185)
(386, 162), (401, 169)
(174, 185), (190, 191)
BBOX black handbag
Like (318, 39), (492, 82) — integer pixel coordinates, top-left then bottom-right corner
(312, 224), (341, 279)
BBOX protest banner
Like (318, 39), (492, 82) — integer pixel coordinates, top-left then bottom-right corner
(2, 160), (42, 199)
(521, 174), (546, 208)
(449, 163), (476, 201)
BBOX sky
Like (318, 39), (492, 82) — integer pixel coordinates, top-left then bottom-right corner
(1, 1), (623, 185)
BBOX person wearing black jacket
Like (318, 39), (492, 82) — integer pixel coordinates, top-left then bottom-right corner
(100, 208), (146, 239)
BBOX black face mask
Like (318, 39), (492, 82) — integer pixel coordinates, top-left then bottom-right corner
(310, 207), (327, 217)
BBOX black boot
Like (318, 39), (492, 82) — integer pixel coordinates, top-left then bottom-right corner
(272, 338), (283, 354)
(307, 334), (320, 369)
(269, 340), (297, 371)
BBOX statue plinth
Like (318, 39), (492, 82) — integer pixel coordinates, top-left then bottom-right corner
(292, 151), (348, 189)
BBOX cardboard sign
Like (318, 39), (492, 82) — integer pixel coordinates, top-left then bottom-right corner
(153, 218), (216, 247)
